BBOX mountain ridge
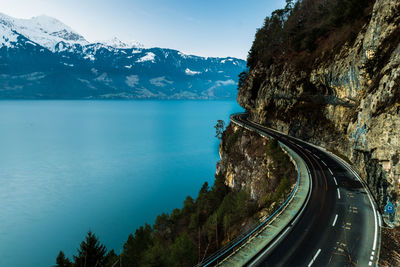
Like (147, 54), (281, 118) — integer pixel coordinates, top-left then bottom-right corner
(0, 13), (245, 99)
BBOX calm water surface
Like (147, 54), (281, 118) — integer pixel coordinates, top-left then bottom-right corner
(0, 100), (242, 267)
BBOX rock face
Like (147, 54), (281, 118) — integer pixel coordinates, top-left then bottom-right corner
(237, 0), (400, 225)
(216, 124), (296, 207)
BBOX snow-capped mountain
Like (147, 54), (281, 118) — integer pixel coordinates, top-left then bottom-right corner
(0, 13), (245, 99)
(0, 13), (87, 50)
(101, 37), (144, 49)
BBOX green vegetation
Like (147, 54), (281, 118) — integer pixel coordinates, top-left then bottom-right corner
(261, 177), (290, 208)
(246, 0), (374, 71)
(224, 128), (241, 153)
(260, 138), (296, 208)
(55, 251), (71, 267)
(54, 131), (296, 266)
(54, 231), (117, 267)
(214, 120), (225, 139)
(54, 174), (257, 266)
(266, 138), (296, 181)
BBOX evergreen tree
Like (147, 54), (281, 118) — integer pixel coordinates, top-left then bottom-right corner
(182, 196), (195, 215)
(54, 251), (72, 267)
(168, 233), (197, 267)
(73, 231), (107, 267)
(104, 249), (119, 267)
(214, 120), (225, 139)
(121, 224), (152, 267)
(141, 242), (168, 267)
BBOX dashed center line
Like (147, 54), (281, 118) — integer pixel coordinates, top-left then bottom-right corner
(308, 249), (322, 267)
(333, 176), (338, 186)
(321, 160), (327, 166)
(328, 168), (333, 175)
(332, 214), (338, 226)
(314, 154), (320, 159)
(337, 188), (341, 199)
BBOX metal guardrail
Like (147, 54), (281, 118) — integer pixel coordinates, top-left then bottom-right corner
(197, 113), (305, 266)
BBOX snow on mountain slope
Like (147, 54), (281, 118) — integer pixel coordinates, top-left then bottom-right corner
(0, 13), (145, 52)
(101, 37), (144, 49)
(185, 68), (201, 75)
(0, 13), (87, 50)
(136, 52), (156, 63)
(0, 23), (18, 48)
(0, 12), (247, 100)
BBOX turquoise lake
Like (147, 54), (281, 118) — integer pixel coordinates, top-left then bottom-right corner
(0, 100), (243, 267)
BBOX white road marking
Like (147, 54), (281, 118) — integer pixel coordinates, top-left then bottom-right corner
(370, 200), (378, 251)
(378, 212), (382, 227)
(328, 151), (379, 255)
(370, 256), (374, 260)
(368, 261), (372, 266)
(321, 160), (327, 166)
(313, 249), (322, 260)
(314, 154), (320, 159)
(308, 249), (322, 267)
(234, 116), (381, 266)
(337, 188), (341, 199)
(328, 168), (333, 175)
(372, 251), (375, 256)
(333, 177), (338, 186)
(332, 214), (338, 226)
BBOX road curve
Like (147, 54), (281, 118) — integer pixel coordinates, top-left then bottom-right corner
(232, 114), (381, 267)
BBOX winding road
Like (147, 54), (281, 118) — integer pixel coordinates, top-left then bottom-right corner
(231, 113), (381, 267)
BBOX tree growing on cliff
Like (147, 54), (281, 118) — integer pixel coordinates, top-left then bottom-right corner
(168, 232), (197, 266)
(247, 0), (374, 70)
(214, 120), (225, 139)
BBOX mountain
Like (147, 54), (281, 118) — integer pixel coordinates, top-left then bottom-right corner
(236, 0), (400, 231)
(0, 13), (246, 99)
(100, 37), (144, 49)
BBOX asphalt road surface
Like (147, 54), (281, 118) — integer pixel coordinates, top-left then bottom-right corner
(233, 114), (381, 267)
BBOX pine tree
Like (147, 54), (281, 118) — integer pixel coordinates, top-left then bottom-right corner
(73, 231), (107, 267)
(54, 251), (72, 267)
(214, 120), (225, 139)
(168, 232), (197, 267)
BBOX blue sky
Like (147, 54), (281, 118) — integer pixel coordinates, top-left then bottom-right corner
(2, 0), (286, 59)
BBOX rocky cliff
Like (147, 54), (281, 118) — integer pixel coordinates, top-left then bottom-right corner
(216, 124), (297, 213)
(237, 0), (400, 225)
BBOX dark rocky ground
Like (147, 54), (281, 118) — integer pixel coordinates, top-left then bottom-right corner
(379, 226), (400, 266)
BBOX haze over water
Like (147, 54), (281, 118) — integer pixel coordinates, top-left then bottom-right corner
(0, 100), (242, 267)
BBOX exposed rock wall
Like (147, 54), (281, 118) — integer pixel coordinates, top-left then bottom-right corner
(216, 124), (296, 205)
(237, 0), (400, 225)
